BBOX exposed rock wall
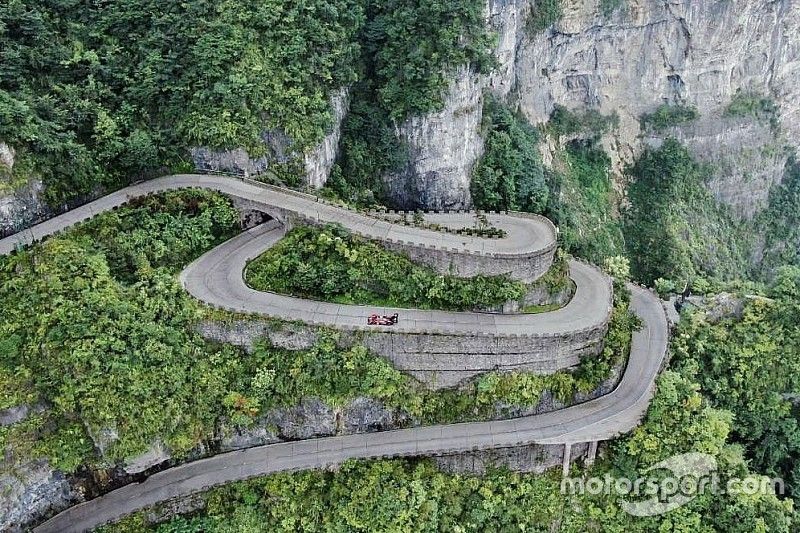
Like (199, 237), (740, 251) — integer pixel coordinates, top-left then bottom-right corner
(517, 0), (799, 139)
(390, 0), (800, 212)
(434, 442), (589, 475)
(0, 460), (80, 533)
(382, 0), (528, 210)
(383, 66), (485, 210)
(644, 116), (789, 219)
(305, 88), (350, 188)
(0, 142), (51, 238)
(191, 88), (350, 187)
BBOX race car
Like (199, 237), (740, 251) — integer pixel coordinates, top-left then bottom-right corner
(367, 313), (399, 326)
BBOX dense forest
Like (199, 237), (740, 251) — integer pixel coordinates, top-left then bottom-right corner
(1, 0), (490, 205)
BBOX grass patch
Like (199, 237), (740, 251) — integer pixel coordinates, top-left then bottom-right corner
(244, 224), (527, 311)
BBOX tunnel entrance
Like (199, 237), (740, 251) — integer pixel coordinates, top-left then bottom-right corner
(240, 209), (274, 230)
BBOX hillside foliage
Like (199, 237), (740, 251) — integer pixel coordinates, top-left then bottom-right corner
(0, 0), (365, 203)
(245, 224), (526, 310)
(470, 98), (549, 213)
(624, 138), (751, 285)
(107, 368), (794, 533)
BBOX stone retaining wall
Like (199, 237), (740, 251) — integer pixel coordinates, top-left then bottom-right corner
(198, 310), (611, 390)
(433, 442), (591, 475)
(356, 322), (608, 389)
(231, 189), (557, 283)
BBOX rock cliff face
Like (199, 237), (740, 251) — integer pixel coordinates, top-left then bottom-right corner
(388, 0), (799, 211)
(644, 116), (790, 219)
(0, 142), (50, 238)
(383, 0), (527, 209)
(191, 88), (350, 186)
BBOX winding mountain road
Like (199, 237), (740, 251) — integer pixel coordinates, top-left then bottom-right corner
(179, 220), (611, 336)
(0, 175), (669, 532)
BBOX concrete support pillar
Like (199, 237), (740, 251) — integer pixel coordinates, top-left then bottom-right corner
(586, 441), (598, 466)
(562, 442), (572, 477)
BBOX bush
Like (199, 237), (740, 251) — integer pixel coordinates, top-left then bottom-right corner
(245, 224), (526, 310)
(640, 104), (699, 132)
(548, 105), (619, 138)
(725, 90), (779, 128)
(471, 98), (548, 213)
(654, 278), (676, 298)
(527, 0), (562, 33)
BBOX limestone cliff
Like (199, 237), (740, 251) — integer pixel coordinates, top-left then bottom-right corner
(387, 0), (799, 212)
(382, 0), (529, 209)
(0, 142), (50, 238)
(190, 87), (350, 186)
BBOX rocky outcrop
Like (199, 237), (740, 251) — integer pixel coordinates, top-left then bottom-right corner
(382, 0), (527, 210)
(123, 441), (172, 475)
(0, 460), (80, 532)
(218, 397), (408, 452)
(0, 142), (13, 171)
(191, 88), (350, 188)
(0, 403), (45, 427)
(0, 142), (51, 238)
(384, 66), (484, 210)
(393, 0), (799, 212)
(517, 0), (799, 139)
(305, 88), (350, 188)
(644, 116), (790, 220)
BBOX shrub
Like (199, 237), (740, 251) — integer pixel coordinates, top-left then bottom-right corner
(471, 98), (548, 213)
(640, 104), (699, 132)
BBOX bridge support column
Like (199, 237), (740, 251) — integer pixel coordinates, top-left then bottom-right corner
(562, 443), (572, 477)
(585, 441), (598, 466)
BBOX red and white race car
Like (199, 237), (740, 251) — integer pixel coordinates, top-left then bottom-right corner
(367, 313), (399, 326)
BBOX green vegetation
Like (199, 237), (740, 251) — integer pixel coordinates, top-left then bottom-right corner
(0, 192), (635, 475)
(214, 257), (635, 425)
(725, 90), (779, 127)
(468, 104), (623, 266)
(0, 191), (246, 468)
(640, 103), (700, 132)
(2, 0), (492, 206)
(470, 98), (549, 213)
(547, 139), (625, 264)
(366, 0), (494, 121)
(245, 224), (526, 311)
(106, 366), (793, 533)
(0, 0), (365, 203)
(547, 105), (619, 139)
(527, 0), (562, 33)
(600, 0), (626, 16)
(624, 138), (752, 285)
(673, 267), (800, 500)
(325, 0), (494, 205)
(758, 158), (800, 277)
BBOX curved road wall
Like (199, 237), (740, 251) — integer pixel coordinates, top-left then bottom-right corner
(0, 175), (670, 532)
(181, 222), (612, 388)
(0, 175), (557, 284)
